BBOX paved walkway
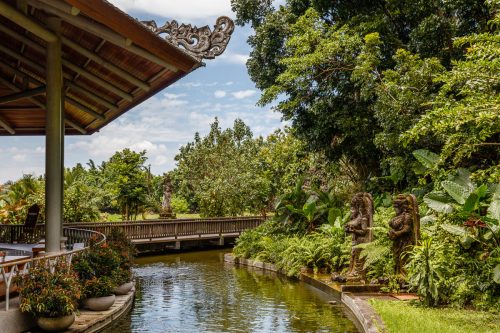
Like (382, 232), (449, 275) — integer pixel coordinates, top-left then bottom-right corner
(0, 290), (134, 333)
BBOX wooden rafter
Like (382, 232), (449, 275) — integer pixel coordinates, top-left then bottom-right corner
(0, 85), (45, 104)
(0, 60), (102, 124)
(0, 75), (87, 134)
(27, 0), (180, 71)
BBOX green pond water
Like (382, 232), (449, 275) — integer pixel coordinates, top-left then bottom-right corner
(102, 249), (360, 333)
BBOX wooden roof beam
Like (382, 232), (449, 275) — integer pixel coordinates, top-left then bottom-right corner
(64, 117), (86, 134)
(27, 0), (179, 72)
(64, 95), (105, 120)
(0, 60), (105, 121)
(62, 60), (133, 102)
(0, 42), (121, 110)
(62, 37), (150, 91)
(0, 114), (15, 134)
(0, 42), (132, 103)
(0, 0), (56, 42)
(0, 76), (86, 134)
(65, 82), (118, 112)
(0, 86), (45, 104)
(0, 24), (150, 93)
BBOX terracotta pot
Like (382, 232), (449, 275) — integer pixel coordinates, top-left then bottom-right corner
(37, 313), (75, 332)
(113, 281), (134, 295)
(83, 294), (115, 311)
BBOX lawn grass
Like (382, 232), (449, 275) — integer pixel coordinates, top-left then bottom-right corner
(370, 299), (499, 333)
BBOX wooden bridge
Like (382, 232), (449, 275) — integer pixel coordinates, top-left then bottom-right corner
(0, 216), (264, 249)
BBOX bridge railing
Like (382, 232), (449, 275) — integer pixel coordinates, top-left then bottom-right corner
(64, 216), (264, 241)
(0, 216), (265, 243)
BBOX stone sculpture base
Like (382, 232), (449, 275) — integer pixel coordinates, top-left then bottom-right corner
(160, 211), (176, 219)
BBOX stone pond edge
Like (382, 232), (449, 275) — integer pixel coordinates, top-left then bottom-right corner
(224, 253), (386, 333)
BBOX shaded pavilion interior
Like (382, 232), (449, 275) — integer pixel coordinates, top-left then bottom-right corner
(0, 0), (234, 252)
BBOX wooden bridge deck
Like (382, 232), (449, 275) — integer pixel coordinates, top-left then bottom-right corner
(0, 216), (265, 246)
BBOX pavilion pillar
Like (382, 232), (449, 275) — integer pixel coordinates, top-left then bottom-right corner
(45, 17), (63, 253)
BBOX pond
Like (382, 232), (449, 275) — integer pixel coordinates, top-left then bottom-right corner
(102, 249), (360, 333)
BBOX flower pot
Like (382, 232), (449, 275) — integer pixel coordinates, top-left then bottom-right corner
(37, 313), (75, 332)
(83, 294), (115, 311)
(113, 281), (134, 295)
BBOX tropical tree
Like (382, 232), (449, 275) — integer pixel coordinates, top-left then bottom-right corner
(174, 118), (270, 217)
(100, 149), (149, 220)
(63, 164), (101, 222)
(0, 175), (43, 224)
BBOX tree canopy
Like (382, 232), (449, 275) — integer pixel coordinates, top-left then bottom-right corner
(231, 0), (496, 187)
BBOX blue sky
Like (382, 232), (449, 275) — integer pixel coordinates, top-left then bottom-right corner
(0, 0), (284, 183)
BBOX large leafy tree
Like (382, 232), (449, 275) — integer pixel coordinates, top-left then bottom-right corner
(232, 0), (490, 187)
(403, 0), (500, 183)
(100, 149), (149, 220)
(173, 118), (270, 217)
(63, 164), (102, 222)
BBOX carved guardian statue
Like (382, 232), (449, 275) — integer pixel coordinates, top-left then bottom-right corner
(388, 194), (420, 275)
(344, 192), (374, 282)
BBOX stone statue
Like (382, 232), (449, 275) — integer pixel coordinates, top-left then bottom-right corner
(344, 192), (374, 282)
(388, 194), (420, 275)
(160, 175), (175, 219)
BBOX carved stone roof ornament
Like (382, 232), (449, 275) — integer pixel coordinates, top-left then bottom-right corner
(141, 16), (235, 61)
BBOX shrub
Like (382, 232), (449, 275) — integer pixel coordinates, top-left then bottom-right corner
(82, 276), (115, 298)
(72, 242), (122, 297)
(16, 260), (81, 318)
(171, 195), (189, 214)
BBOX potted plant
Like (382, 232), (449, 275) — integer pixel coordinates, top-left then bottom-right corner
(72, 243), (120, 311)
(112, 268), (134, 295)
(81, 276), (116, 311)
(107, 229), (136, 294)
(15, 260), (81, 332)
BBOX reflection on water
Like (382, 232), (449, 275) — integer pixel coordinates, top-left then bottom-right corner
(102, 250), (359, 333)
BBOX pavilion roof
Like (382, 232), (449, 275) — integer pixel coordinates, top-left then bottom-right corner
(0, 0), (234, 135)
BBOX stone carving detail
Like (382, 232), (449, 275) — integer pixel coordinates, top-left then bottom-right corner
(344, 192), (374, 282)
(160, 174), (175, 219)
(388, 194), (420, 275)
(141, 16), (235, 60)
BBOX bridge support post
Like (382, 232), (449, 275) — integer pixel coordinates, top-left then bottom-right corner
(218, 236), (224, 246)
(174, 241), (181, 250)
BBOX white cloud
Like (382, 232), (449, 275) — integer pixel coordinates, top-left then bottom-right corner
(110, 0), (232, 22)
(214, 90), (227, 98)
(218, 52), (249, 65)
(225, 81), (234, 86)
(232, 90), (257, 99)
(12, 154), (26, 162)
